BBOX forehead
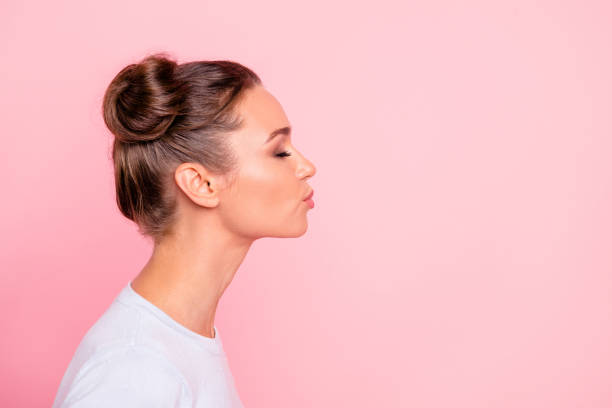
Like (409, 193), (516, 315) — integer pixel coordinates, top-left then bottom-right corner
(236, 85), (290, 134)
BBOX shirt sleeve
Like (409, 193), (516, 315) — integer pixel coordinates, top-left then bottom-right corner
(59, 345), (191, 408)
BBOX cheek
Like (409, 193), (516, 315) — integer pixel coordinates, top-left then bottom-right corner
(235, 160), (291, 209)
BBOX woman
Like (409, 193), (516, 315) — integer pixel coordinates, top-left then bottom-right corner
(52, 53), (317, 407)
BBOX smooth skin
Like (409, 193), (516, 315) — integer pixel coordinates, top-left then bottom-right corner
(130, 85), (317, 339)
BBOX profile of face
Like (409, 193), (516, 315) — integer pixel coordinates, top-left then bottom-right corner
(221, 85), (317, 239)
(178, 85), (317, 241)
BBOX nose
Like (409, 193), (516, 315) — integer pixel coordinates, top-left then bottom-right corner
(297, 154), (316, 179)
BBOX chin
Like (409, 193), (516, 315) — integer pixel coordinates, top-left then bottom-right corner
(271, 220), (309, 238)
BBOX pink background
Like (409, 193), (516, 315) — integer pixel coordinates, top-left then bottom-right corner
(2, 0), (611, 406)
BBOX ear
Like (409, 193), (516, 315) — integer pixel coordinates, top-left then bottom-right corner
(174, 162), (220, 208)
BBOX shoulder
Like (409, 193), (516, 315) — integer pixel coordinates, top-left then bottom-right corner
(58, 344), (192, 408)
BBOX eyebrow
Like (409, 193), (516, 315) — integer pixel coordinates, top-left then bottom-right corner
(265, 126), (291, 143)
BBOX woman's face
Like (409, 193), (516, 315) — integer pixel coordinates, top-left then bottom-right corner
(217, 85), (317, 240)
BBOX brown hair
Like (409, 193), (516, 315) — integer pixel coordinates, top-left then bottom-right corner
(102, 52), (262, 244)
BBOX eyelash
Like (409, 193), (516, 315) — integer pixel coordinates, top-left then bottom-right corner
(275, 151), (292, 158)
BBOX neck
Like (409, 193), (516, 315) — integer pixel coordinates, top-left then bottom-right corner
(131, 221), (253, 339)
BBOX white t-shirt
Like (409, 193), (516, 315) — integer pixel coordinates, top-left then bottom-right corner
(52, 281), (245, 408)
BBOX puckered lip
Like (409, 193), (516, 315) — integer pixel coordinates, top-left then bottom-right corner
(303, 189), (314, 201)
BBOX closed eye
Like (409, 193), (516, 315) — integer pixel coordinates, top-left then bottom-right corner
(275, 151), (292, 158)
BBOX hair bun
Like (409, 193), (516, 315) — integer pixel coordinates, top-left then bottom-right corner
(102, 53), (185, 144)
